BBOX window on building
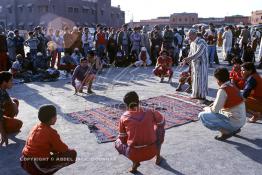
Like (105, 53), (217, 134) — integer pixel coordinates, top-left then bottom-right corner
(179, 18), (182, 22)
(192, 18), (195, 22)
(101, 10), (104, 16)
(28, 7), (33, 13)
(261, 16), (262, 20)
(185, 18), (188, 22)
(68, 7), (73, 13)
(92, 9), (95, 15)
(8, 7), (12, 13)
(0, 6), (2, 13)
(19, 7), (23, 13)
(83, 9), (89, 13)
(38, 5), (48, 13)
(74, 8), (79, 13)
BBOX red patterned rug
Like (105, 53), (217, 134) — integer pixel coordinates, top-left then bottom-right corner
(67, 95), (203, 143)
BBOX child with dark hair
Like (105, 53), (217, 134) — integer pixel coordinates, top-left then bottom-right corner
(198, 68), (246, 141)
(229, 58), (245, 89)
(72, 58), (95, 94)
(241, 62), (262, 122)
(115, 91), (165, 173)
(21, 104), (77, 175)
(153, 50), (173, 83)
(176, 66), (192, 92)
(0, 71), (23, 146)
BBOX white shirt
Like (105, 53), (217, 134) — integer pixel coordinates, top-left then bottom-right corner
(205, 82), (246, 128)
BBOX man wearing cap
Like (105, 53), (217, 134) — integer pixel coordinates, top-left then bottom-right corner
(183, 29), (209, 102)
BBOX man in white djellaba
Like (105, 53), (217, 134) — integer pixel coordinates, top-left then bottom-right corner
(182, 29), (209, 102)
(222, 26), (233, 65)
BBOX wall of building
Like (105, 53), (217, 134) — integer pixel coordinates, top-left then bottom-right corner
(251, 10), (262, 25)
(170, 13), (198, 27)
(0, 0), (125, 30)
(224, 15), (250, 25)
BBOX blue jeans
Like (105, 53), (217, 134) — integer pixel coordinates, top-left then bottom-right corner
(208, 45), (216, 66)
(198, 111), (240, 133)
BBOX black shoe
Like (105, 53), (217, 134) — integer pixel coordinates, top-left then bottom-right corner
(87, 89), (94, 94)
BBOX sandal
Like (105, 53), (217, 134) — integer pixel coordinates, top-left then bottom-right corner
(248, 115), (261, 123)
(215, 133), (233, 141)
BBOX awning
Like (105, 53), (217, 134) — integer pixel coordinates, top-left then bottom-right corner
(6, 4), (12, 8)
(28, 22), (34, 26)
(18, 22), (24, 26)
(83, 6), (90, 10)
(7, 23), (13, 26)
(91, 7), (96, 10)
(17, 4), (24, 8)
(84, 22), (89, 26)
(27, 3), (33, 7)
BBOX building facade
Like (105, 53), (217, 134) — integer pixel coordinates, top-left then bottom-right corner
(224, 15), (250, 25)
(0, 0), (125, 30)
(170, 13), (198, 27)
(251, 10), (262, 25)
(198, 17), (224, 26)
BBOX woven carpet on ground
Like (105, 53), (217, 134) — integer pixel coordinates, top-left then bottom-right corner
(67, 95), (203, 143)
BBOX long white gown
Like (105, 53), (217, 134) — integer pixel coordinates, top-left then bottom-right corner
(222, 30), (233, 60)
(187, 37), (209, 99)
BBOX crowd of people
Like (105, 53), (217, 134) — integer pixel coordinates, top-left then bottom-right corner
(0, 22), (262, 174)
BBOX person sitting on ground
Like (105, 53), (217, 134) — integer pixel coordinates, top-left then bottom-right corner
(59, 52), (77, 75)
(11, 54), (32, 82)
(176, 65), (192, 92)
(115, 91), (165, 173)
(71, 48), (83, 65)
(134, 47), (152, 67)
(242, 43), (255, 63)
(229, 58), (245, 90)
(241, 62), (262, 123)
(228, 43), (241, 61)
(21, 104), (77, 175)
(33, 52), (50, 73)
(72, 58), (95, 94)
(198, 68), (246, 141)
(153, 50), (173, 83)
(0, 71), (23, 146)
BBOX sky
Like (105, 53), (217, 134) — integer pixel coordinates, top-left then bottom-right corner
(111, 0), (262, 23)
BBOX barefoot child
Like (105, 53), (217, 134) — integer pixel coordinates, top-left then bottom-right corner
(153, 50), (173, 83)
(229, 58), (245, 90)
(21, 104), (77, 175)
(115, 91), (165, 173)
(0, 71), (23, 146)
(72, 58), (95, 94)
(198, 68), (246, 141)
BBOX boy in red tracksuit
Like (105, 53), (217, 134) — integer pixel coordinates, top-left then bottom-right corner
(230, 58), (245, 89)
(21, 105), (77, 175)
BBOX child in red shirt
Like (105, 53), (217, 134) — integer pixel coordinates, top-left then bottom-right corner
(153, 50), (173, 83)
(230, 58), (245, 90)
(21, 105), (77, 175)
